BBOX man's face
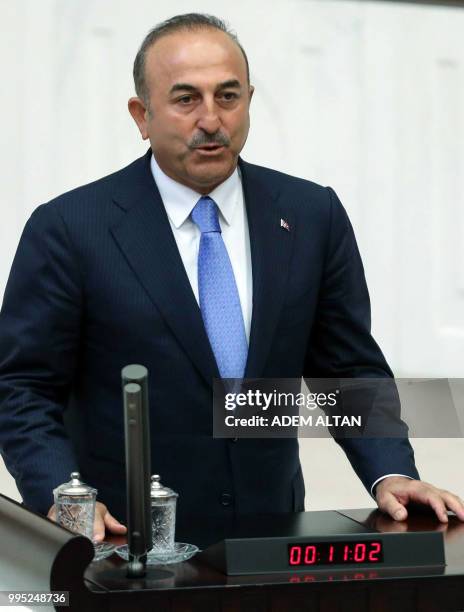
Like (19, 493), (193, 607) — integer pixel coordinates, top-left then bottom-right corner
(129, 28), (254, 194)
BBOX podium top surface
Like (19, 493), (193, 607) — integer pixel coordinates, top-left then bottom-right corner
(84, 508), (464, 595)
(175, 509), (372, 549)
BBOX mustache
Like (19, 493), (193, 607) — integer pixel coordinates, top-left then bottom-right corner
(189, 131), (231, 148)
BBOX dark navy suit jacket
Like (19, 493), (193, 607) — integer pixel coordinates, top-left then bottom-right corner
(0, 149), (419, 521)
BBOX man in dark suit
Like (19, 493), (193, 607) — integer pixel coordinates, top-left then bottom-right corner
(0, 14), (463, 541)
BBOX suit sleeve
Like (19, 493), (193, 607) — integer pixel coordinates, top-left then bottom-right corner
(0, 203), (81, 514)
(304, 187), (419, 492)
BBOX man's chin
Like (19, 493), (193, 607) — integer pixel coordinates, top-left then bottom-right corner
(187, 159), (237, 190)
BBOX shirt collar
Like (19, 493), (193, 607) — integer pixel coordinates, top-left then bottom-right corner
(150, 153), (241, 229)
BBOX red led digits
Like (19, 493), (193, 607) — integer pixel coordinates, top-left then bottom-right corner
(354, 543), (366, 562)
(369, 542), (381, 562)
(304, 546), (316, 564)
(287, 541), (384, 566)
(289, 546), (302, 565)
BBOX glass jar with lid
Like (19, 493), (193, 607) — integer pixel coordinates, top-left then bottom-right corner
(150, 474), (178, 553)
(53, 472), (97, 541)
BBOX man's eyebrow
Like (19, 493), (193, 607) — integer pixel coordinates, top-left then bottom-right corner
(216, 79), (242, 90)
(169, 80), (243, 95)
(170, 83), (198, 94)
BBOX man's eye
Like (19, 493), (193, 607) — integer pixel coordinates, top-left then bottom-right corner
(220, 92), (238, 101)
(178, 95), (194, 104)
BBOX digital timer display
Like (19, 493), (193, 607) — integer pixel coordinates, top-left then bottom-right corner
(195, 511), (444, 575)
(288, 540), (384, 566)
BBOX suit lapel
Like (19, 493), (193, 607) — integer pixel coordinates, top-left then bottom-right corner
(239, 159), (295, 378)
(109, 151), (295, 387)
(110, 151), (219, 386)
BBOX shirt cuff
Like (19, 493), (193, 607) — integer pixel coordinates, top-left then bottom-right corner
(370, 474), (414, 499)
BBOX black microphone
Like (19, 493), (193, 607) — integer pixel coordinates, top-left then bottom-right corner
(122, 365), (152, 578)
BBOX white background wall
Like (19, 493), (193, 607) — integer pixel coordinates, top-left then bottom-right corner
(1, 0), (463, 511)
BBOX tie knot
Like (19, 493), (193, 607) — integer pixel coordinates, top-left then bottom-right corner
(191, 196), (221, 234)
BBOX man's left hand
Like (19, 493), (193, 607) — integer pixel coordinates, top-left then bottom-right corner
(375, 476), (464, 523)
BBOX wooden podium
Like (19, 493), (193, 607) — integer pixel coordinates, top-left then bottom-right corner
(1, 494), (464, 611)
(86, 508), (464, 612)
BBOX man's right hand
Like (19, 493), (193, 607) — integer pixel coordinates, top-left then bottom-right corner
(47, 501), (127, 542)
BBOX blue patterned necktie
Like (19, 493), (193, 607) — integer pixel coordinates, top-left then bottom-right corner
(191, 196), (248, 379)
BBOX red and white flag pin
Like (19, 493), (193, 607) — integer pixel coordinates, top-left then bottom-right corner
(280, 218), (291, 232)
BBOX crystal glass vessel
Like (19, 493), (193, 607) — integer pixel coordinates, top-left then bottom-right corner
(150, 474), (178, 553)
(53, 472), (97, 541)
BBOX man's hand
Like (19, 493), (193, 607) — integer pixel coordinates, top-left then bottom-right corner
(375, 476), (464, 523)
(47, 501), (127, 542)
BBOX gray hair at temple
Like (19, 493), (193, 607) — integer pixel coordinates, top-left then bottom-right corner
(133, 13), (251, 107)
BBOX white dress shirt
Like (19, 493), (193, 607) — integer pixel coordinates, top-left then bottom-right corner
(150, 154), (252, 343)
(150, 153), (411, 497)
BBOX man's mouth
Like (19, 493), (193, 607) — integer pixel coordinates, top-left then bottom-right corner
(195, 144), (224, 150)
(193, 144), (226, 155)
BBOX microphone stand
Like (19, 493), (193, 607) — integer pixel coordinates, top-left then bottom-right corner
(122, 365), (152, 578)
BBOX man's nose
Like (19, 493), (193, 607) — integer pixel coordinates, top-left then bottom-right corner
(196, 100), (221, 134)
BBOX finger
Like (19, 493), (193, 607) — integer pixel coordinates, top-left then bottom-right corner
(404, 485), (449, 523)
(104, 510), (127, 534)
(47, 505), (56, 521)
(93, 506), (107, 542)
(376, 490), (408, 521)
(441, 492), (464, 521)
(426, 494), (448, 523)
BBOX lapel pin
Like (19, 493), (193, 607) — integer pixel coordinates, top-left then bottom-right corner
(280, 218), (291, 232)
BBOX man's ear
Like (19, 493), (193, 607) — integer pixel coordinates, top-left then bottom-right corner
(128, 97), (150, 140)
(248, 85), (255, 103)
